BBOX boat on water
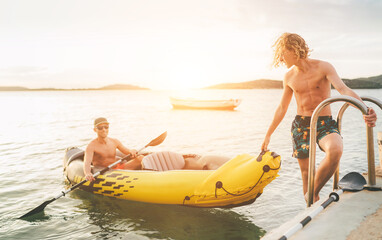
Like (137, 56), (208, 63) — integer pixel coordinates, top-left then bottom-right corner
(64, 147), (281, 208)
(170, 97), (242, 110)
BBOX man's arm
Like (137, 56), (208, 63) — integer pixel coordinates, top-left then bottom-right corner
(325, 62), (363, 100)
(261, 79), (293, 151)
(115, 139), (137, 157)
(324, 62), (377, 127)
(84, 144), (95, 181)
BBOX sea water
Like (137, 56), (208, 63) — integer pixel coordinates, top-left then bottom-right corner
(0, 89), (381, 240)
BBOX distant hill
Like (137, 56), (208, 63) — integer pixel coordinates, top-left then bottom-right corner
(0, 86), (29, 91)
(0, 84), (149, 91)
(342, 75), (382, 89)
(205, 74), (382, 89)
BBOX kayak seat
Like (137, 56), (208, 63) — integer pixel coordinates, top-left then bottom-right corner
(142, 151), (185, 171)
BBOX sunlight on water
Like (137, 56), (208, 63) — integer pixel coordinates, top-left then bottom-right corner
(0, 89), (381, 239)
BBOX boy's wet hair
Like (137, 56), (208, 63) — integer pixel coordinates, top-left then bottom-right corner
(272, 33), (311, 68)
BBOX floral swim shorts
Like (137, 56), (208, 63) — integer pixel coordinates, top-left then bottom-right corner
(291, 115), (340, 159)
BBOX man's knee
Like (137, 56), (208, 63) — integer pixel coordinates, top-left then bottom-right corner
(136, 155), (144, 163)
(129, 155), (143, 165)
(326, 144), (343, 160)
(130, 155), (143, 170)
(320, 134), (343, 159)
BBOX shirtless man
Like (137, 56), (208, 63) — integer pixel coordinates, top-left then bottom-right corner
(261, 33), (377, 203)
(84, 117), (143, 182)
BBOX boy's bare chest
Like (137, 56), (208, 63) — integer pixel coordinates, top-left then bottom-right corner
(288, 72), (328, 94)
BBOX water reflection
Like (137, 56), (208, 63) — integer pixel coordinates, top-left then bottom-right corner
(71, 190), (265, 239)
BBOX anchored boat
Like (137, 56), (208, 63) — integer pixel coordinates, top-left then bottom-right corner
(64, 148), (281, 208)
(170, 97), (242, 110)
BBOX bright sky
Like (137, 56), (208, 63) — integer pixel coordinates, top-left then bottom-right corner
(0, 0), (381, 90)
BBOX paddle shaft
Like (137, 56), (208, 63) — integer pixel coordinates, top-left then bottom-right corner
(58, 146), (145, 199)
(279, 190), (343, 240)
(19, 131), (167, 219)
(19, 145), (147, 219)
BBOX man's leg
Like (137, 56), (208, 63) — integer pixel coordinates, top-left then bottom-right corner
(196, 155), (231, 170)
(297, 157), (310, 196)
(183, 158), (205, 170)
(314, 133), (343, 199)
(123, 155), (144, 170)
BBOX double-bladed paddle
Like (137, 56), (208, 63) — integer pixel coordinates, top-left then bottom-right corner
(19, 131), (167, 219)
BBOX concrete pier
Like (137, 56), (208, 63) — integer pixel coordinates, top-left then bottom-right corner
(262, 174), (382, 240)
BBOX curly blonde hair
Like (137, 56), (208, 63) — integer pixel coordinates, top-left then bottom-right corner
(272, 33), (311, 68)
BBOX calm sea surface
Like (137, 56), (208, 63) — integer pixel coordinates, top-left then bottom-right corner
(0, 89), (381, 240)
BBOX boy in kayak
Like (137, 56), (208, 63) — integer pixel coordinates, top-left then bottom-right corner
(84, 117), (143, 182)
(261, 33), (377, 203)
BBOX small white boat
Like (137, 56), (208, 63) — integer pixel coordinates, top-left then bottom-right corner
(170, 97), (242, 110)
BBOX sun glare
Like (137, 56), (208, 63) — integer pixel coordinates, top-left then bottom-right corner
(161, 62), (208, 90)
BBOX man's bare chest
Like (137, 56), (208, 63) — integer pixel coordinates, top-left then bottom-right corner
(93, 142), (117, 158)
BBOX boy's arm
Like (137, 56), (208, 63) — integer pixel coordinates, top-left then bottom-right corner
(325, 62), (363, 100)
(325, 62), (377, 127)
(261, 79), (293, 151)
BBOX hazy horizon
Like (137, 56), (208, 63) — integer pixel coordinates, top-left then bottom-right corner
(2, 73), (382, 91)
(1, 0), (382, 90)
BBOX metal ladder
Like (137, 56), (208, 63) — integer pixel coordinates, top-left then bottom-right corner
(307, 96), (382, 207)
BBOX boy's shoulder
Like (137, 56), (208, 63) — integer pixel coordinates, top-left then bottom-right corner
(310, 58), (333, 69)
(284, 67), (297, 82)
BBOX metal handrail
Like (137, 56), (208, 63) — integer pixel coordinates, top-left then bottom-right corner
(307, 96), (368, 207)
(333, 96), (382, 190)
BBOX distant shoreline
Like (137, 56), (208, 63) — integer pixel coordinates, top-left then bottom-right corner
(204, 74), (382, 89)
(0, 84), (150, 91)
(1, 74), (381, 91)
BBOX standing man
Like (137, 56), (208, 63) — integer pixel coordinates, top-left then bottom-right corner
(84, 117), (143, 182)
(261, 33), (377, 203)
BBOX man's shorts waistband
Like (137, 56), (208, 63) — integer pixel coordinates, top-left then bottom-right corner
(294, 115), (333, 123)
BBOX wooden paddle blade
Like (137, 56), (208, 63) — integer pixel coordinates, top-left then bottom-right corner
(145, 131), (167, 147)
(338, 172), (366, 192)
(19, 198), (55, 219)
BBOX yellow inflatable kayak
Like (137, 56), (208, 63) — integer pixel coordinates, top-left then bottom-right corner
(63, 147), (281, 208)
